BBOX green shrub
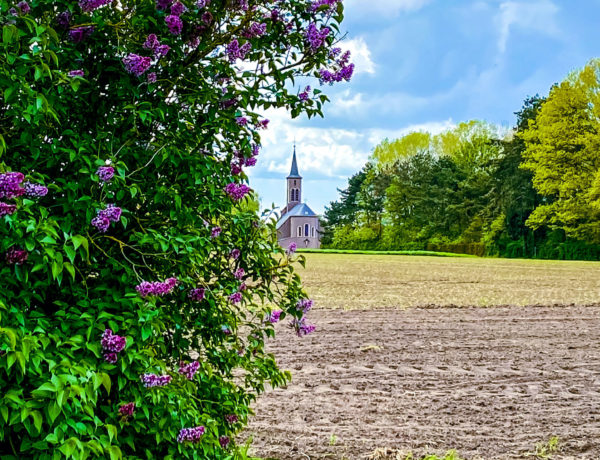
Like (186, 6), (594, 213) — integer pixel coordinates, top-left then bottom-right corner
(0, 0), (351, 457)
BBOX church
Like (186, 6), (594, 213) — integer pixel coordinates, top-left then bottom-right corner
(276, 147), (321, 249)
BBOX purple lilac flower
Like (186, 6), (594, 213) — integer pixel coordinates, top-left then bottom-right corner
(178, 361), (200, 380)
(143, 34), (160, 50)
(147, 72), (157, 83)
(211, 226), (222, 238)
(141, 373), (172, 387)
(219, 436), (230, 449)
(252, 144), (260, 156)
(119, 402), (135, 417)
(224, 183), (251, 201)
(290, 317), (316, 336)
(188, 287), (205, 301)
(9, 7), (18, 16)
(92, 204), (122, 232)
(0, 202), (17, 217)
(101, 329), (126, 353)
(242, 22), (267, 38)
(16, 1), (30, 14)
(234, 268), (245, 280)
(230, 248), (241, 260)
(233, 0), (248, 10)
(269, 310), (282, 323)
(286, 242), (297, 256)
(170, 1), (186, 15)
(299, 86), (311, 101)
(123, 54), (152, 77)
(0, 172), (25, 199)
(18, 182), (48, 198)
(136, 277), (178, 297)
(5, 247), (28, 265)
(238, 282), (247, 292)
(97, 166), (114, 182)
(297, 298), (314, 313)
(165, 15), (183, 35)
(156, 0), (172, 10)
(225, 39), (251, 62)
(155, 44), (170, 57)
(91, 215), (110, 232)
(104, 352), (118, 363)
(225, 414), (238, 424)
(235, 116), (248, 126)
(201, 11), (213, 24)
(79, 0), (114, 12)
(244, 156), (257, 167)
(305, 23), (330, 52)
(56, 11), (71, 28)
(68, 26), (94, 43)
(228, 292), (242, 304)
(177, 426), (205, 443)
(230, 161), (242, 175)
(257, 119), (269, 130)
(68, 70), (85, 77)
(221, 325), (231, 335)
(196, 0), (210, 7)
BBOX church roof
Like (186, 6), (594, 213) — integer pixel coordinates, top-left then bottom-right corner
(276, 203), (318, 229)
(287, 147), (301, 178)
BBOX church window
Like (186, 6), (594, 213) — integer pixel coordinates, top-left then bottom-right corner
(290, 189), (294, 201)
(311, 227), (315, 237)
(297, 226), (302, 237)
(294, 180), (297, 186)
(304, 224), (309, 237)
(295, 189), (299, 201)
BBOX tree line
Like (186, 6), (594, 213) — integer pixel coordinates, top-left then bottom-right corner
(322, 59), (600, 260)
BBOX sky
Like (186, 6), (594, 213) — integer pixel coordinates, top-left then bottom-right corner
(248, 0), (600, 215)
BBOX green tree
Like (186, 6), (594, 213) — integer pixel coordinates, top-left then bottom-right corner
(0, 0), (351, 457)
(521, 59), (600, 242)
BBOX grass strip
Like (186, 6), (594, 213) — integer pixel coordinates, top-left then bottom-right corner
(297, 248), (476, 258)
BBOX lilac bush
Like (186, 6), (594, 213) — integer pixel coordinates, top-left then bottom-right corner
(0, 0), (352, 457)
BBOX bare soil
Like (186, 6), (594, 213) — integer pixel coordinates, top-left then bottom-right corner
(248, 305), (600, 459)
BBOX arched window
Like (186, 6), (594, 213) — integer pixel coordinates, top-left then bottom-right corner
(290, 189), (294, 201)
(294, 180), (297, 186)
(311, 226), (315, 237)
(297, 226), (302, 237)
(304, 224), (309, 237)
(295, 189), (299, 201)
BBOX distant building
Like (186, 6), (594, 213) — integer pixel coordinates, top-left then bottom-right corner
(277, 147), (321, 249)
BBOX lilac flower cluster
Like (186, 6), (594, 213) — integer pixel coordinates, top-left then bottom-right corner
(233, 268), (245, 280)
(119, 402), (135, 417)
(101, 329), (126, 363)
(305, 23), (330, 52)
(123, 54), (152, 77)
(0, 172), (25, 199)
(143, 34), (170, 58)
(297, 298), (313, 313)
(230, 248), (241, 259)
(147, 72), (157, 83)
(221, 325), (231, 335)
(188, 287), (205, 301)
(136, 277), (178, 297)
(269, 310), (282, 323)
(224, 183), (251, 201)
(319, 50), (354, 84)
(242, 22), (267, 38)
(299, 86), (311, 101)
(24, 182), (48, 198)
(177, 426), (205, 443)
(229, 292), (242, 304)
(256, 119), (269, 130)
(235, 116), (248, 126)
(286, 242), (297, 256)
(79, 0), (114, 13)
(226, 39), (251, 62)
(5, 247), (28, 265)
(230, 149), (258, 175)
(16, 1), (30, 14)
(68, 26), (94, 43)
(97, 166), (114, 183)
(68, 70), (85, 77)
(178, 361), (200, 380)
(171, 1), (186, 15)
(225, 414), (238, 424)
(91, 204), (122, 232)
(211, 226), (222, 238)
(165, 15), (183, 35)
(56, 11), (71, 28)
(156, 0), (172, 10)
(0, 203), (17, 217)
(219, 436), (230, 449)
(141, 373), (172, 387)
(290, 317), (316, 336)
(196, 0), (210, 7)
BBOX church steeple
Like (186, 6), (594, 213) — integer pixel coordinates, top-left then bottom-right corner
(285, 144), (302, 211)
(287, 144), (301, 179)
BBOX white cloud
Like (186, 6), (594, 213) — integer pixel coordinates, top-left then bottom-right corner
(342, 37), (376, 75)
(497, 0), (561, 54)
(346, 0), (432, 16)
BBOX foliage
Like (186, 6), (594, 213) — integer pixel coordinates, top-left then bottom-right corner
(521, 59), (600, 242)
(0, 0), (351, 458)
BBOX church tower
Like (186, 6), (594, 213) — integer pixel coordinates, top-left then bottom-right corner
(285, 145), (302, 214)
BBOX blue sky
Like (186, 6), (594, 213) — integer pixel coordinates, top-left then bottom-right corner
(249, 0), (600, 215)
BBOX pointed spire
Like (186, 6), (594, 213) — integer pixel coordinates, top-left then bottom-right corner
(287, 144), (301, 178)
